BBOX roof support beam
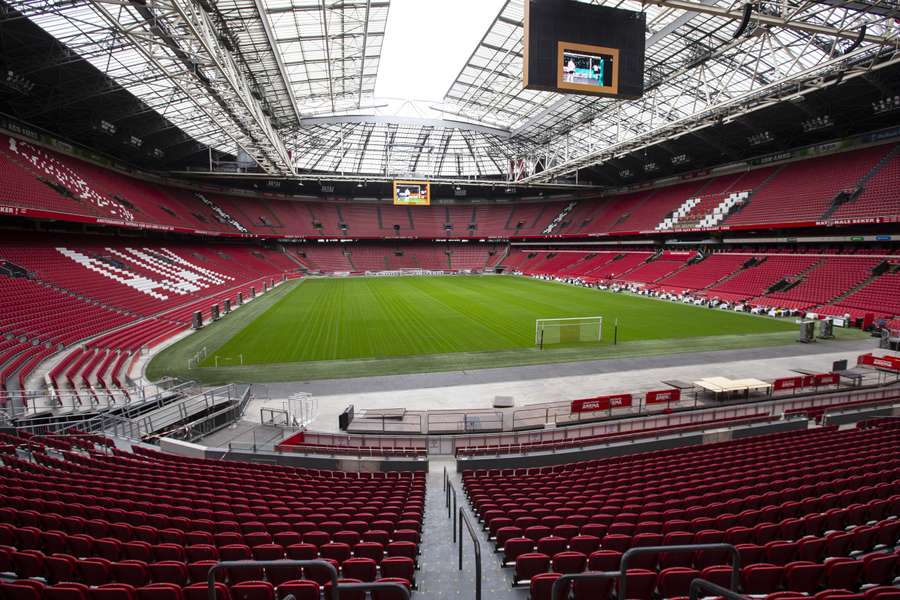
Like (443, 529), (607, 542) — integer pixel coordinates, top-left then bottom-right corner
(516, 46), (900, 183)
(642, 0), (895, 45)
(251, 0), (303, 124)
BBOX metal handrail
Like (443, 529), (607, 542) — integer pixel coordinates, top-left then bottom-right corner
(334, 581), (411, 600)
(206, 560), (409, 600)
(689, 578), (750, 600)
(620, 544), (740, 600)
(447, 482), (458, 542)
(456, 508), (482, 600)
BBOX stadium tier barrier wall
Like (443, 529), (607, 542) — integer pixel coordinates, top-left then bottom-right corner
(220, 385), (900, 460)
(454, 418), (812, 471)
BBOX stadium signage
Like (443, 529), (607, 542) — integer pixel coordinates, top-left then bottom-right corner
(645, 389), (680, 404)
(773, 376), (803, 391)
(813, 373), (839, 386)
(858, 353), (900, 371)
(571, 393), (633, 412)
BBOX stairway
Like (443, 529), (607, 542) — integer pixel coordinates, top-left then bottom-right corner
(417, 466), (527, 600)
(543, 201), (577, 234)
(821, 270), (884, 308)
(821, 145), (900, 219)
(653, 254), (700, 283)
(719, 164), (786, 226)
(754, 258), (824, 301)
(701, 256), (763, 292)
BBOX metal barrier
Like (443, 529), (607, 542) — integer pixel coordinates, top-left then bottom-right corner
(689, 578), (749, 600)
(619, 544), (740, 600)
(549, 544), (740, 600)
(446, 481), (458, 541)
(206, 560), (409, 600)
(456, 507), (482, 600)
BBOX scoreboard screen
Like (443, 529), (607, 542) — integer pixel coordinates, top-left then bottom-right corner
(393, 181), (430, 206)
(524, 0), (645, 100)
(558, 43), (618, 95)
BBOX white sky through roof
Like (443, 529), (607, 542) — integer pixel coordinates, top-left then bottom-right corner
(375, 0), (506, 103)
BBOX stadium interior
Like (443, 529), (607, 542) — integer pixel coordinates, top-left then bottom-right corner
(1, 0), (900, 599)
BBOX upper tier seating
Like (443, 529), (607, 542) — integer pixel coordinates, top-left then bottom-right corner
(463, 423), (900, 594)
(830, 149), (900, 221)
(0, 439), (425, 594)
(724, 146), (891, 226)
(2, 133), (898, 239)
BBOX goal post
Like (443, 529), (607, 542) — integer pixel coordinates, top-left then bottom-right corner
(536, 316), (603, 347)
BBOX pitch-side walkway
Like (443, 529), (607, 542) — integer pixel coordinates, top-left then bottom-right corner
(246, 338), (886, 432)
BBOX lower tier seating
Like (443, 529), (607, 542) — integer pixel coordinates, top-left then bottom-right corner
(0, 438), (425, 596)
(463, 423), (900, 598)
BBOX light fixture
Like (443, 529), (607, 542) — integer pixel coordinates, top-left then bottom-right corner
(801, 115), (833, 133)
(748, 131), (774, 146)
(872, 96), (900, 115)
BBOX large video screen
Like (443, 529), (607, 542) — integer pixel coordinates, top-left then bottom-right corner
(558, 43), (618, 95)
(524, 0), (644, 99)
(393, 180), (430, 206)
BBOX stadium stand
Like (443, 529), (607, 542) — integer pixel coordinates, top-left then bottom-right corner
(463, 422), (900, 594)
(724, 146), (893, 226)
(3, 133), (899, 239)
(0, 439), (425, 593)
(655, 254), (752, 294)
(0, 237), (298, 396)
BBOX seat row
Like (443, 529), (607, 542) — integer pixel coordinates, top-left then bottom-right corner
(525, 560), (900, 600)
(0, 578), (412, 600)
(0, 546), (417, 587)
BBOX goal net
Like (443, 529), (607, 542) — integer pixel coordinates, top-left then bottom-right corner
(536, 316), (603, 346)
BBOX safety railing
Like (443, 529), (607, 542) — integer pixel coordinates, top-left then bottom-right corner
(689, 578), (749, 600)
(447, 481), (481, 600)
(206, 560), (409, 600)
(550, 544), (740, 600)
(457, 506), (482, 600)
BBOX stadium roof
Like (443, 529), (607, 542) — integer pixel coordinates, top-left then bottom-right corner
(3, 0), (900, 182)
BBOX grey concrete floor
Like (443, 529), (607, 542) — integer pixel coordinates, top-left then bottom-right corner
(416, 465), (527, 600)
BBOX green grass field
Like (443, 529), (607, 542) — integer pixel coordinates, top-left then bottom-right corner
(202, 275), (795, 365)
(147, 275), (867, 383)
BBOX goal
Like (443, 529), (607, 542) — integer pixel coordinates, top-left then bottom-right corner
(535, 316), (603, 347)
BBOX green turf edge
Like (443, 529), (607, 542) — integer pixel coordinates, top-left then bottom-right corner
(146, 278), (869, 384)
(145, 279), (304, 382)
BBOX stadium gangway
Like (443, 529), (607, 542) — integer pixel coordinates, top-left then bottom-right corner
(447, 482), (482, 600)
(97, 383), (239, 441)
(550, 544), (741, 600)
(207, 560), (410, 600)
(2, 378), (194, 422)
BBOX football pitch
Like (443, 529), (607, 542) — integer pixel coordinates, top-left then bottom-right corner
(204, 275), (796, 365)
(145, 275), (835, 382)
